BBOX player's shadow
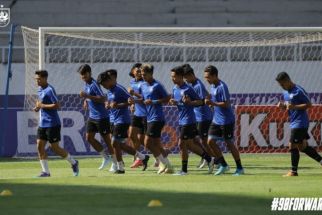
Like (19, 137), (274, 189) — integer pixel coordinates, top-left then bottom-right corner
(0, 181), (282, 215)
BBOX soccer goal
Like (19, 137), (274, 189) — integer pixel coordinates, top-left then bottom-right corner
(20, 27), (322, 157)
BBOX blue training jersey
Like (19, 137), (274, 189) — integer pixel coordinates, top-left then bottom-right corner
(189, 78), (213, 122)
(107, 84), (131, 125)
(139, 79), (169, 123)
(130, 78), (147, 117)
(38, 84), (61, 128)
(283, 84), (310, 129)
(173, 83), (200, 126)
(84, 78), (109, 120)
(210, 80), (235, 125)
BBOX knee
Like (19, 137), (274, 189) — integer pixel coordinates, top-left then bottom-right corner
(86, 133), (95, 142)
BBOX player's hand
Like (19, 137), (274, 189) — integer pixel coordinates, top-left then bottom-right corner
(205, 98), (212, 106)
(277, 101), (286, 109)
(286, 103), (294, 110)
(169, 98), (177, 105)
(130, 104), (135, 113)
(105, 101), (110, 109)
(128, 97), (135, 105)
(79, 91), (88, 98)
(110, 102), (117, 109)
(128, 88), (134, 96)
(33, 107), (40, 112)
(182, 95), (191, 105)
(35, 100), (43, 109)
(83, 100), (88, 110)
(144, 99), (153, 105)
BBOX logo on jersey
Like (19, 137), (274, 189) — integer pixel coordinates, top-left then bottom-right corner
(0, 5), (10, 27)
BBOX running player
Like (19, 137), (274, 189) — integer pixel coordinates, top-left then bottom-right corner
(138, 63), (174, 174)
(204, 65), (244, 176)
(276, 71), (322, 176)
(127, 63), (147, 168)
(33, 70), (79, 177)
(77, 64), (116, 170)
(182, 64), (217, 169)
(97, 70), (149, 174)
(170, 66), (213, 175)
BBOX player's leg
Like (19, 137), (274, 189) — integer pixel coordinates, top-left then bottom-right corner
(207, 124), (229, 175)
(145, 122), (172, 174)
(47, 126), (79, 176)
(111, 137), (124, 174)
(174, 137), (189, 175)
(129, 116), (144, 168)
(36, 128), (50, 177)
(98, 119), (116, 170)
(223, 124), (244, 176)
(284, 141), (300, 177)
(297, 128), (322, 166)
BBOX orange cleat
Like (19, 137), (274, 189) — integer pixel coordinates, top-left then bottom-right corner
(130, 159), (143, 168)
(283, 170), (298, 177)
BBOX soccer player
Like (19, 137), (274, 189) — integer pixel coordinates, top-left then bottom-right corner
(33, 70), (79, 177)
(127, 63), (147, 168)
(276, 72), (322, 176)
(204, 65), (244, 176)
(182, 64), (217, 169)
(138, 63), (173, 174)
(77, 64), (116, 170)
(97, 70), (149, 174)
(170, 66), (213, 175)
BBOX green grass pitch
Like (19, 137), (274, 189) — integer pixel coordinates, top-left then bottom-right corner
(0, 154), (321, 215)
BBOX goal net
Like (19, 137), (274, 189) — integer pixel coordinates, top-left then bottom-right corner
(20, 27), (322, 156)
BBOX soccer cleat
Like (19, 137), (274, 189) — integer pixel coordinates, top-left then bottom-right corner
(214, 165), (230, 176)
(198, 159), (207, 169)
(283, 170), (298, 177)
(142, 155), (150, 171)
(37, 172), (51, 177)
(207, 158), (215, 174)
(130, 159), (143, 168)
(109, 162), (117, 173)
(114, 170), (125, 174)
(71, 160), (79, 176)
(157, 163), (167, 174)
(98, 156), (111, 170)
(233, 168), (245, 176)
(173, 170), (188, 176)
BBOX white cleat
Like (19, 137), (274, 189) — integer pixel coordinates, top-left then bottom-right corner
(109, 162), (117, 173)
(173, 170), (188, 176)
(198, 159), (207, 169)
(207, 158), (215, 174)
(98, 156), (111, 170)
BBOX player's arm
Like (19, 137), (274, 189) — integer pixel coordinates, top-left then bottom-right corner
(286, 102), (312, 110)
(36, 100), (60, 110)
(79, 91), (105, 103)
(128, 87), (143, 99)
(182, 88), (203, 106)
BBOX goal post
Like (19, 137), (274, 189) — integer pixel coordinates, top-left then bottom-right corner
(20, 26), (322, 157)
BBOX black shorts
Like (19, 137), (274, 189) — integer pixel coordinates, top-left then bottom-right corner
(208, 123), (235, 140)
(179, 124), (198, 140)
(290, 128), (310, 144)
(86, 118), (111, 135)
(197, 120), (212, 138)
(131, 115), (147, 134)
(146, 121), (165, 138)
(37, 126), (61, 144)
(112, 123), (130, 139)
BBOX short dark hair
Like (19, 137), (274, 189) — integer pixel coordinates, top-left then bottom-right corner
(204, 65), (218, 76)
(77, 64), (91, 75)
(182, 64), (194, 76)
(106, 69), (117, 78)
(129, 63), (142, 77)
(35, 70), (48, 78)
(141, 64), (154, 74)
(275, 71), (291, 82)
(97, 71), (112, 84)
(171, 65), (184, 76)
